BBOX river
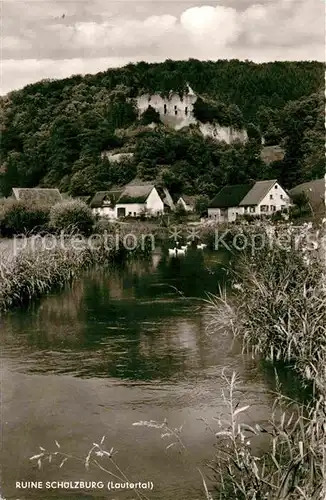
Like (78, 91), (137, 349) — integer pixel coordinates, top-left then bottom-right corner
(1, 247), (275, 500)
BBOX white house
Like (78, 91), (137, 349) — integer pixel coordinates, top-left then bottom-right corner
(176, 195), (196, 212)
(90, 189), (123, 218)
(115, 182), (164, 217)
(90, 180), (166, 218)
(208, 180), (291, 222)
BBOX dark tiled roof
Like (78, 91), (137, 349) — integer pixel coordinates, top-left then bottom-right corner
(90, 189), (123, 208)
(208, 184), (253, 208)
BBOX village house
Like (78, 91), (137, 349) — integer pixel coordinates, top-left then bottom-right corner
(208, 180), (291, 222)
(90, 188), (123, 218)
(90, 180), (171, 218)
(11, 187), (63, 206)
(176, 195), (196, 212)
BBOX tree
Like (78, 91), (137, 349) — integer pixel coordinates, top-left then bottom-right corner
(195, 195), (209, 216)
(140, 105), (161, 125)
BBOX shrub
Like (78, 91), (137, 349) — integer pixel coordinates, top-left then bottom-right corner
(195, 195), (209, 217)
(174, 203), (187, 222)
(92, 217), (118, 234)
(0, 199), (49, 236)
(49, 199), (95, 236)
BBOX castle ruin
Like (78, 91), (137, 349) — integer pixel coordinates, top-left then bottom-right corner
(136, 84), (248, 144)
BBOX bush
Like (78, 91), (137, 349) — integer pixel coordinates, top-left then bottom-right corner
(49, 200), (95, 236)
(0, 199), (49, 236)
(92, 217), (119, 234)
(195, 195), (209, 216)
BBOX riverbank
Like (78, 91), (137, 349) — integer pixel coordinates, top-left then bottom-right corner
(206, 221), (326, 498)
(0, 231), (152, 313)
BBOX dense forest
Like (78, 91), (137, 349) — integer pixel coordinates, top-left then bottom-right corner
(0, 59), (324, 198)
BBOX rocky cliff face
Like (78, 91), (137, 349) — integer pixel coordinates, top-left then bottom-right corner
(136, 92), (248, 144)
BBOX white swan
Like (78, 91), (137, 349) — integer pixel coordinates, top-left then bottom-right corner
(168, 247), (186, 257)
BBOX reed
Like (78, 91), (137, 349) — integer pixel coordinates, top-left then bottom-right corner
(207, 371), (326, 500)
(206, 222), (326, 392)
(204, 222), (326, 499)
(0, 232), (151, 313)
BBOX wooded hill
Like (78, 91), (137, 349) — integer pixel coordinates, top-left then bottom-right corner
(0, 59), (324, 198)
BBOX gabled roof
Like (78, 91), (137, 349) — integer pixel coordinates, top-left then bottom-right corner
(90, 189), (123, 208)
(179, 195), (196, 206)
(12, 188), (62, 205)
(209, 184), (254, 209)
(239, 180), (277, 206)
(289, 178), (325, 210)
(117, 184), (154, 204)
(156, 186), (174, 209)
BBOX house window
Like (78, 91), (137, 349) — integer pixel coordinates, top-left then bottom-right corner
(260, 205), (268, 212)
(117, 207), (125, 217)
(280, 194), (283, 199)
(185, 106), (188, 115)
(133, 212), (136, 216)
(270, 205), (276, 211)
(164, 104), (167, 114)
(128, 212), (132, 216)
(269, 194), (273, 200)
(274, 185), (278, 189)
(250, 207), (256, 213)
(174, 105), (178, 115)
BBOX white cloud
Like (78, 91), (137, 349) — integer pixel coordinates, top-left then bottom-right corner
(180, 5), (239, 46)
(1, 0), (324, 94)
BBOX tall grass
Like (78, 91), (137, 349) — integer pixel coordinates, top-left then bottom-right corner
(215, 250), (325, 392)
(204, 223), (326, 499)
(208, 372), (326, 500)
(0, 231), (152, 313)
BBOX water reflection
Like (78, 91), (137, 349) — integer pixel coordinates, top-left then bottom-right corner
(0, 249), (276, 500)
(1, 249), (231, 380)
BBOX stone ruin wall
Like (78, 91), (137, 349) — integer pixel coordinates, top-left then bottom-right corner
(136, 92), (248, 144)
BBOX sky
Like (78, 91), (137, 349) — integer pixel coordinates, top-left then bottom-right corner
(1, 0), (325, 95)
